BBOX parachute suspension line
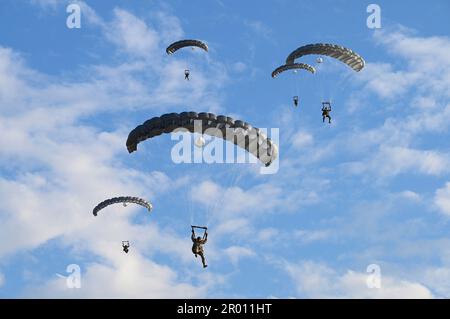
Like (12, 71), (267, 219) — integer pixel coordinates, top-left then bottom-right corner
(184, 177), (194, 226)
(295, 71), (300, 103)
(318, 57), (329, 102)
(313, 57), (323, 102)
(186, 52), (191, 79)
(296, 70), (304, 105)
(205, 162), (243, 226)
(328, 69), (353, 103)
(318, 57), (335, 104)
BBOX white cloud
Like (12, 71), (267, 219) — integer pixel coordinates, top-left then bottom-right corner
(106, 8), (160, 58)
(423, 266), (450, 297)
(283, 260), (433, 298)
(366, 29), (450, 101)
(376, 146), (449, 176)
(434, 182), (450, 216)
(344, 146), (450, 178)
(154, 11), (184, 43)
(224, 246), (256, 267)
(191, 181), (283, 221)
(257, 228), (279, 242)
(291, 132), (314, 150)
(244, 20), (273, 39)
(76, 1), (105, 27)
(398, 190), (422, 202)
(27, 253), (212, 298)
(232, 62), (247, 73)
(412, 96), (437, 109)
(359, 62), (419, 99)
(337, 29), (450, 181)
(30, 0), (60, 10)
(294, 229), (330, 243)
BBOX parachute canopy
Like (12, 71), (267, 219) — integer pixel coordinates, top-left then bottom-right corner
(126, 112), (278, 167)
(271, 63), (316, 78)
(93, 196), (153, 216)
(285, 43), (365, 72)
(166, 39), (209, 55)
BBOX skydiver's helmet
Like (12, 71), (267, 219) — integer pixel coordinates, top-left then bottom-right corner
(197, 237), (202, 241)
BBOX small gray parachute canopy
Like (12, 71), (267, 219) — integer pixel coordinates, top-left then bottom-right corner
(93, 196), (153, 216)
(285, 43), (365, 72)
(166, 39), (209, 55)
(126, 112), (278, 167)
(271, 63), (316, 78)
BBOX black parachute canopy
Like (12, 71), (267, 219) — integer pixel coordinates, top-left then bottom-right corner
(285, 43), (365, 72)
(126, 112), (278, 167)
(166, 39), (209, 55)
(271, 63), (316, 78)
(93, 196), (152, 216)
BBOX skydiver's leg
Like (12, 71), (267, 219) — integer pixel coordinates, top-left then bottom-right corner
(197, 252), (207, 267)
(328, 115), (331, 123)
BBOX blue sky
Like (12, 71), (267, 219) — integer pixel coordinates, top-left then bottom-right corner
(1, 0), (450, 298)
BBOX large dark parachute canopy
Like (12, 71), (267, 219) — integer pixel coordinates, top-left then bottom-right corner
(166, 40), (209, 55)
(126, 112), (279, 167)
(285, 43), (365, 72)
(93, 196), (153, 216)
(271, 63), (316, 78)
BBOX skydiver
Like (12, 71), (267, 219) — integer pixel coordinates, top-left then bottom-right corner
(185, 69), (190, 80)
(321, 102), (332, 124)
(191, 227), (208, 268)
(122, 241), (130, 254)
(293, 96), (299, 107)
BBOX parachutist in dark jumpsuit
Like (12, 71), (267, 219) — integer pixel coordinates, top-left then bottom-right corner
(122, 241), (130, 254)
(192, 229), (208, 268)
(322, 102), (332, 123)
(293, 96), (299, 107)
(185, 69), (190, 80)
